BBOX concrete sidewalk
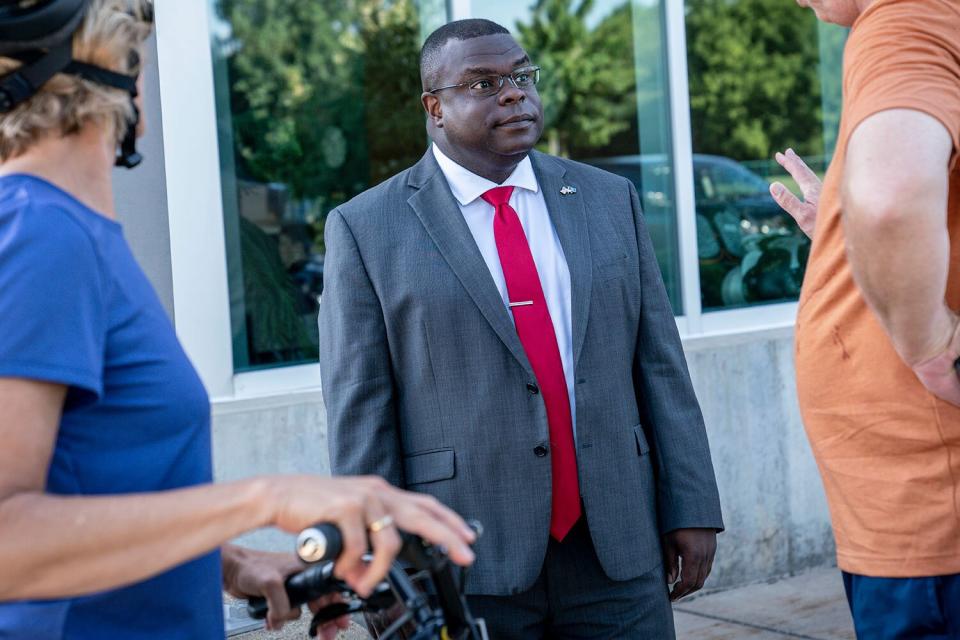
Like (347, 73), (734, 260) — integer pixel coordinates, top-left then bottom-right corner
(233, 566), (855, 639)
(674, 567), (855, 639)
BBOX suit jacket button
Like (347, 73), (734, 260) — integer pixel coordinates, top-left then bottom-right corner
(527, 383), (540, 395)
(534, 445), (549, 457)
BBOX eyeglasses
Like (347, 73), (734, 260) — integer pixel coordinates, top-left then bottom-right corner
(428, 66), (541, 98)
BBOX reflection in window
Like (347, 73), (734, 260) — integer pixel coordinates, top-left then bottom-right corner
(473, 0), (683, 313)
(210, 0), (446, 371)
(685, 0), (845, 310)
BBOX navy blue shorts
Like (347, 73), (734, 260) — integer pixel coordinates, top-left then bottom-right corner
(843, 571), (960, 639)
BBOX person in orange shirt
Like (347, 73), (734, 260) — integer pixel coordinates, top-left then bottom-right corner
(770, 0), (960, 635)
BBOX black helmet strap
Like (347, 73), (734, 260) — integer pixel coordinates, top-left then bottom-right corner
(0, 46), (143, 168)
(65, 60), (137, 93)
(0, 42), (71, 112)
(67, 59), (142, 168)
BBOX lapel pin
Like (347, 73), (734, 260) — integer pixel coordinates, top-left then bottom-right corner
(560, 185), (578, 196)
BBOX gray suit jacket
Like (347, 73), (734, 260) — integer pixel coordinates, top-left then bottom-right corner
(318, 149), (723, 596)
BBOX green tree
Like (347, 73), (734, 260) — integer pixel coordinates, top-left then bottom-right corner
(515, 0), (637, 157)
(685, 0), (825, 160)
(212, 0), (431, 367)
(359, 1), (431, 185)
(214, 0), (426, 202)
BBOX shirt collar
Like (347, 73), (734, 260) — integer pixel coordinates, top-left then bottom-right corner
(432, 143), (539, 206)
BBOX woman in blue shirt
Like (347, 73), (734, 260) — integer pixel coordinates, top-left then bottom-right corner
(0, 2), (475, 639)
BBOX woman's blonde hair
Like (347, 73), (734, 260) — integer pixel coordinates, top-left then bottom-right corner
(0, 0), (153, 161)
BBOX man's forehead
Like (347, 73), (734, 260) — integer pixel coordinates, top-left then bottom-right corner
(442, 34), (528, 69)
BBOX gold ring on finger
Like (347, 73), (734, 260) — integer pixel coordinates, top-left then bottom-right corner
(367, 515), (395, 534)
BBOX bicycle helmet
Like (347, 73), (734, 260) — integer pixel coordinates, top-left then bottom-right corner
(0, 0), (153, 168)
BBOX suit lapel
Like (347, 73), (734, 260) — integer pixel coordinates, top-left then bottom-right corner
(407, 151), (534, 377)
(530, 151), (593, 370)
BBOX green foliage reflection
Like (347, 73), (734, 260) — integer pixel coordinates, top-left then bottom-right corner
(213, 0), (431, 368)
(686, 0), (825, 160)
(516, 0), (638, 158)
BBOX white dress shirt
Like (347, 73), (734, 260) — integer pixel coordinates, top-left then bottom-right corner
(432, 144), (577, 438)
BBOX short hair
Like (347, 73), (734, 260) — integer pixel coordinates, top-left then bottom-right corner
(420, 19), (511, 91)
(0, 0), (154, 162)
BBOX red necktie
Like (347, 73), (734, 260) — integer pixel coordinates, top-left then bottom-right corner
(482, 186), (581, 541)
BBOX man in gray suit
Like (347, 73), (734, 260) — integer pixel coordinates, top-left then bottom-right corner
(319, 19), (723, 638)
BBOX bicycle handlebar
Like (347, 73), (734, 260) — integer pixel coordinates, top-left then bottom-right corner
(295, 523), (343, 564)
(244, 521), (487, 639)
(246, 562), (340, 620)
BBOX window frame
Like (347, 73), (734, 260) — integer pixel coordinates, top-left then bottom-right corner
(157, 0), (236, 399)
(156, 0), (797, 402)
(661, 0), (800, 338)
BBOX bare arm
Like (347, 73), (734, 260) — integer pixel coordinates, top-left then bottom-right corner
(0, 378), (475, 603)
(842, 109), (960, 403)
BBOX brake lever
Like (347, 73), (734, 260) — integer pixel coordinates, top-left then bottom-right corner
(307, 601), (365, 638)
(365, 580), (399, 611)
(247, 563), (342, 619)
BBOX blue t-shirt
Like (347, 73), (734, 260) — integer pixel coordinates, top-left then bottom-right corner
(0, 175), (224, 639)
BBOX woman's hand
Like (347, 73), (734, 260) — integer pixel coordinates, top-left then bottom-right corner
(264, 475), (476, 598)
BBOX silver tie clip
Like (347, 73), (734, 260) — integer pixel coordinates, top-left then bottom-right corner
(509, 300), (534, 308)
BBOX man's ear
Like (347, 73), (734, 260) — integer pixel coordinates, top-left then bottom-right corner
(422, 93), (443, 128)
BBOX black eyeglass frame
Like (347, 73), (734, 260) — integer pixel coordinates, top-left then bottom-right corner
(427, 65), (541, 97)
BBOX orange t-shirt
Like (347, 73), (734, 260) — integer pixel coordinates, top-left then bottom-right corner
(795, 0), (960, 578)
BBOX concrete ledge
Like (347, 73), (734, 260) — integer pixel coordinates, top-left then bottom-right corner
(681, 323), (794, 353)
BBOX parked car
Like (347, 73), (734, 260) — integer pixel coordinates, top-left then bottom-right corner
(587, 154), (810, 309)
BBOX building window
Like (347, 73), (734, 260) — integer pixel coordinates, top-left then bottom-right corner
(468, 0), (683, 313)
(210, 0), (447, 371)
(684, 0), (845, 311)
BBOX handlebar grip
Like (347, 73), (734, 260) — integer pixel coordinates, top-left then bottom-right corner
(246, 563), (338, 620)
(297, 523), (343, 563)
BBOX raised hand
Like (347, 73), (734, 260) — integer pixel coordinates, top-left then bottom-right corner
(769, 148), (822, 238)
(663, 528), (717, 601)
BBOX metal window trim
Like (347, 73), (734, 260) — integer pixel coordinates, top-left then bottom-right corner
(663, 0), (706, 334)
